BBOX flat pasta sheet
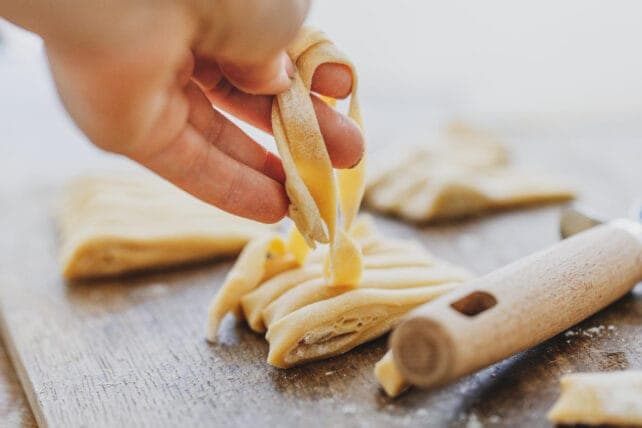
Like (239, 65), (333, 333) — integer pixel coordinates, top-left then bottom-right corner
(58, 173), (272, 280)
(365, 123), (575, 222)
(548, 371), (642, 426)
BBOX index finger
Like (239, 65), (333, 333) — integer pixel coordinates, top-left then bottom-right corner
(193, 59), (363, 168)
(311, 63), (353, 99)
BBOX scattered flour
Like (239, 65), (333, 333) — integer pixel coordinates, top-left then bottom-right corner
(465, 413), (483, 428)
(342, 404), (357, 415)
(488, 415), (501, 423)
(564, 324), (617, 340)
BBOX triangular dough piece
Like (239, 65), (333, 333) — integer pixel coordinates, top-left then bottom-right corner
(366, 124), (575, 222)
(58, 173), (273, 280)
(547, 371), (642, 426)
(272, 27), (366, 287)
(205, 216), (472, 367)
(374, 351), (409, 397)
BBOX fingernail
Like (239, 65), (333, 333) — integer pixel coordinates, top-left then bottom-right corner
(285, 57), (295, 79)
(264, 152), (286, 183)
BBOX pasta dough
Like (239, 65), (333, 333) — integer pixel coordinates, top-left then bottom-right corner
(547, 371), (642, 426)
(272, 27), (366, 287)
(206, 216), (472, 367)
(374, 351), (409, 397)
(58, 173), (272, 280)
(365, 123), (575, 222)
(205, 29), (471, 367)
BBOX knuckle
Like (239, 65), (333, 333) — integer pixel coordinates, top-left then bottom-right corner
(203, 114), (227, 146)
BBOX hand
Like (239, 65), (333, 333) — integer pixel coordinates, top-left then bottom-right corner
(3, 0), (365, 223)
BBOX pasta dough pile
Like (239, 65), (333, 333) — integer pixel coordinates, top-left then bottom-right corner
(205, 28), (471, 367)
(58, 173), (272, 280)
(206, 217), (472, 367)
(548, 371), (642, 426)
(365, 123), (575, 222)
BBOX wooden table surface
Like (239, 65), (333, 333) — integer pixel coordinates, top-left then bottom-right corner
(0, 342), (36, 427)
(0, 123), (641, 427)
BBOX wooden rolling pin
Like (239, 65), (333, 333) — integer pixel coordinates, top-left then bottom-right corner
(389, 219), (642, 389)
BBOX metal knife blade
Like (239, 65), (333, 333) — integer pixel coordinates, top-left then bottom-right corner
(560, 203), (642, 239)
(560, 208), (603, 239)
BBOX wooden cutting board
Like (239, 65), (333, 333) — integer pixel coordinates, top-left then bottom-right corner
(0, 135), (641, 427)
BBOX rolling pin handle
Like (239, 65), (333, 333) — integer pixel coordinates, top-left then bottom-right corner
(391, 220), (642, 390)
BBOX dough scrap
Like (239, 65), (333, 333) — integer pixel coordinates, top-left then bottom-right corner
(58, 173), (273, 280)
(365, 123), (575, 222)
(547, 371), (642, 426)
(272, 27), (366, 287)
(374, 351), (409, 397)
(205, 216), (471, 366)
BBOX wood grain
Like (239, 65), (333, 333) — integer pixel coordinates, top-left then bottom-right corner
(0, 130), (640, 427)
(0, 341), (36, 427)
(392, 222), (642, 388)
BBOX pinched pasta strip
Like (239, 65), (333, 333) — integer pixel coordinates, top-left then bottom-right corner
(265, 285), (459, 368)
(206, 235), (296, 342)
(242, 265), (324, 332)
(241, 252), (437, 333)
(273, 27), (366, 287)
(207, 216), (378, 340)
(262, 265), (472, 330)
(205, 216), (471, 365)
(547, 371), (642, 426)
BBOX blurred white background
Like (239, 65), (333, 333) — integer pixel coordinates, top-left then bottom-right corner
(1, 1), (641, 193)
(308, 1), (642, 117)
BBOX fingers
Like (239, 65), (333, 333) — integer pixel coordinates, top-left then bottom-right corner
(311, 63), (353, 99)
(309, 95), (364, 168)
(134, 123), (288, 224)
(194, 0), (309, 94)
(185, 82), (285, 183)
(193, 60), (364, 169)
(219, 53), (294, 95)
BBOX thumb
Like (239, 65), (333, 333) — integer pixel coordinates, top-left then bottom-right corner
(195, 0), (309, 94)
(219, 53), (294, 95)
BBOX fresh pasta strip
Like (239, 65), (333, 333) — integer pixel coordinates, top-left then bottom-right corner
(207, 215), (379, 340)
(262, 265), (472, 330)
(241, 253), (438, 333)
(272, 27), (366, 287)
(241, 266), (324, 332)
(374, 351), (410, 397)
(265, 285), (459, 368)
(366, 124), (574, 222)
(547, 371), (642, 426)
(58, 173), (272, 280)
(206, 235), (295, 342)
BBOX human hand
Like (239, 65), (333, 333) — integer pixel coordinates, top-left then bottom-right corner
(4, 0), (364, 222)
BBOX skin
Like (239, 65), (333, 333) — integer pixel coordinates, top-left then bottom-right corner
(2, 0), (365, 223)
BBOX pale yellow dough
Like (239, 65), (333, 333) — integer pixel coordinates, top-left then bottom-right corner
(204, 29), (472, 366)
(548, 371), (642, 426)
(58, 173), (272, 280)
(374, 351), (409, 397)
(272, 27), (366, 287)
(205, 216), (472, 367)
(365, 123), (575, 222)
